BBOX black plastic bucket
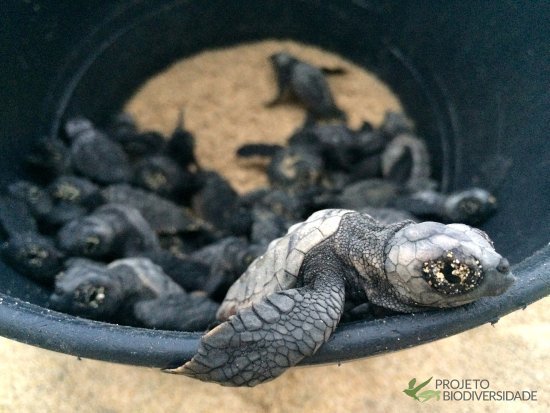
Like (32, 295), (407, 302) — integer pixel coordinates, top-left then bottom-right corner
(1, 0), (548, 369)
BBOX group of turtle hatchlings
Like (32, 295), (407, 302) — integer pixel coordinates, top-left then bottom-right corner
(0, 52), (514, 386)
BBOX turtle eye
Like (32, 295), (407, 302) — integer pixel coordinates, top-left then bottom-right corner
(421, 250), (483, 295)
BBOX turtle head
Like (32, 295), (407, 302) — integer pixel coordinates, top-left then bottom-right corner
(383, 221), (514, 309)
(444, 188), (497, 225)
(50, 262), (124, 319)
(58, 216), (117, 258)
(269, 52), (298, 70)
(1, 233), (65, 282)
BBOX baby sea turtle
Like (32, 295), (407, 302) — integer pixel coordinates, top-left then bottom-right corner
(102, 184), (204, 235)
(191, 237), (265, 300)
(133, 155), (197, 201)
(44, 175), (104, 228)
(57, 203), (160, 260)
(238, 189), (310, 246)
(192, 172), (252, 236)
(328, 178), (402, 209)
(174, 209), (514, 386)
(24, 137), (71, 181)
(266, 52), (346, 120)
(140, 249), (211, 292)
(65, 117), (132, 184)
(267, 145), (324, 192)
(325, 180), (496, 226)
(240, 188), (308, 222)
(0, 194), (64, 283)
(0, 195), (38, 238)
(379, 111), (414, 139)
(1, 232), (65, 283)
(250, 208), (292, 246)
(165, 110), (199, 169)
(236, 143), (284, 158)
(381, 133), (433, 190)
(108, 113), (166, 156)
(289, 122), (381, 172)
(50, 257), (217, 330)
(395, 188), (498, 225)
(7, 180), (53, 220)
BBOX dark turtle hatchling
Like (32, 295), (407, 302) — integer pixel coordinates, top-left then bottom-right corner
(289, 122), (378, 171)
(140, 249), (211, 292)
(108, 113), (165, 156)
(239, 189), (306, 245)
(48, 176), (102, 207)
(267, 145), (324, 192)
(250, 208), (293, 246)
(165, 110), (199, 169)
(65, 117), (132, 184)
(395, 188), (498, 225)
(158, 230), (220, 256)
(57, 203), (160, 260)
(240, 188), (310, 223)
(174, 209), (514, 386)
(108, 112), (138, 139)
(44, 175), (104, 228)
(25, 137), (71, 181)
(50, 257), (217, 330)
(1, 232), (65, 283)
(6, 181), (53, 220)
(325, 178), (402, 210)
(379, 111), (414, 139)
(381, 133), (433, 190)
(236, 143), (284, 158)
(133, 291), (219, 332)
(192, 171), (252, 236)
(191, 237), (265, 300)
(0, 196), (52, 281)
(328, 180), (497, 226)
(102, 184), (204, 235)
(266, 52), (346, 120)
(0, 195), (38, 238)
(133, 155), (197, 201)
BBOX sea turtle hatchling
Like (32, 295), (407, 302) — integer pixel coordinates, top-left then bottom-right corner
(266, 52), (346, 120)
(50, 257), (217, 330)
(174, 209), (514, 386)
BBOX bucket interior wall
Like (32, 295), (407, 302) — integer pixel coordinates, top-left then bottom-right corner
(1, 0), (548, 307)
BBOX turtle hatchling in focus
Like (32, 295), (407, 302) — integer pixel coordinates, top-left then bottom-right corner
(176, 209), (514, 386)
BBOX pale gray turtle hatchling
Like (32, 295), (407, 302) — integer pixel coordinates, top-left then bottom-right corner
(173, 209), (514, 386)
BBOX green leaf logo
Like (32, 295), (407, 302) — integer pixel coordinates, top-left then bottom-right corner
(403, 377), (440, 402)
(418, 390), (441, 402)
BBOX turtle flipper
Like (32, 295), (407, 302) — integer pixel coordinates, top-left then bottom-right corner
(170, 275), (345, 386)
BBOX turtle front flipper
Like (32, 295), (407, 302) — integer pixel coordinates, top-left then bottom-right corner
(170, 274), (345, 386)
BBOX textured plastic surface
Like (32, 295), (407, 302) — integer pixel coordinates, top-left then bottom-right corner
(0, 0), (548, 367)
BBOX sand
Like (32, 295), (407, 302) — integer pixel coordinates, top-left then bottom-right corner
(124, 40), (403, 193)
(1, 40), (547, 412)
